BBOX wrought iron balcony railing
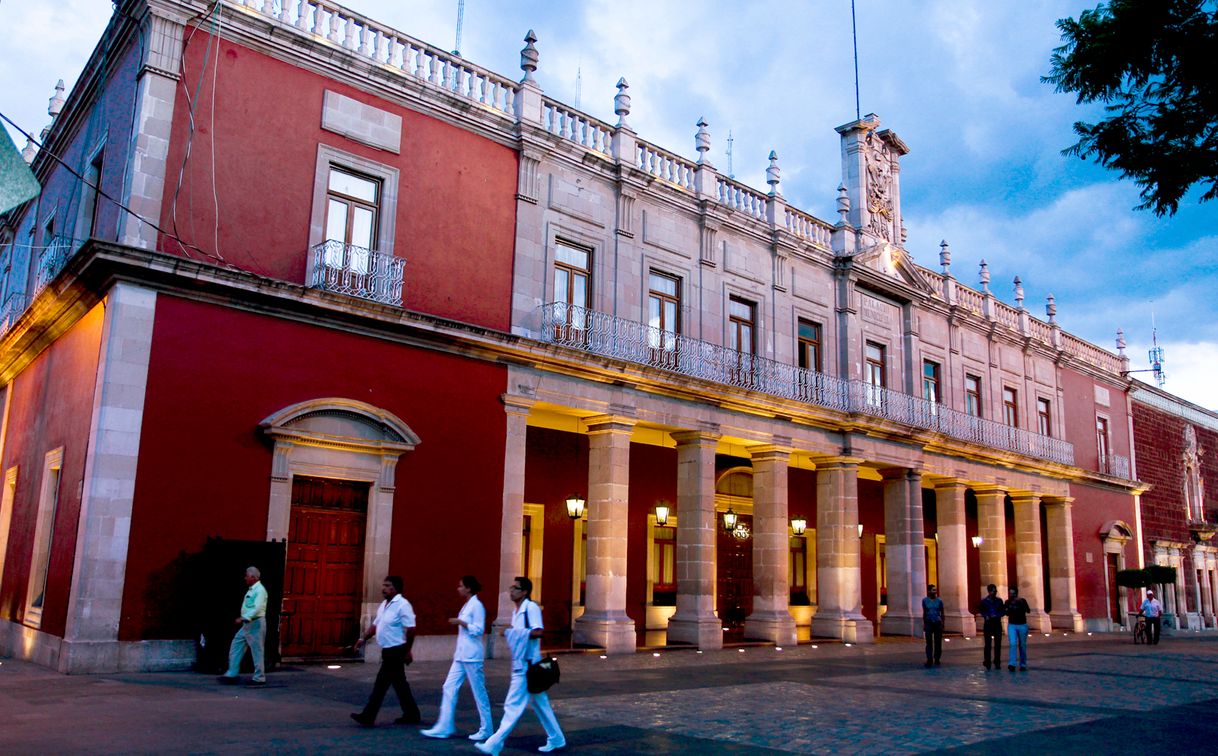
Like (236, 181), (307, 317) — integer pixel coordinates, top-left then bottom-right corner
(539, 303), (1077, 467)
(35, 235), (73, 292)
(1099, 453), (1131, 479)
(0, 292), (30, 335)
(308, 241), (405, 307)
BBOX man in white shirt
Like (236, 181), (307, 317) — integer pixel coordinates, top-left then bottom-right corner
(351, 575), (421, 726)
(218, 566), (268, 685)
(421, 575), (494, 740)
(1141, 589), (1164, 646)
(476, 576), (564, 755)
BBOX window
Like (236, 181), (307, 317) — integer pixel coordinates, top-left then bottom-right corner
(647, 271), (680, 354)
(652, 525), (676, 606)
(1002, 387), (1019, 427)
(922, 360), (941, 404)
(554, 241), (591, 334)
(1096, 416), (1111, 472)
(797, 319), (822, 373)
(865, 341), (886, 406)
(1037, 398), (1052, 437)
(965, 375), (983, 418)
(25, 448), (63, 629)
(729, 296), (756, 382)
(78, 148), (104, 242)
(324, 166), (380, 272)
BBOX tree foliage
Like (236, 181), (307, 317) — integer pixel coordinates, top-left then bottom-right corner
(1044, 0), (1218, 215)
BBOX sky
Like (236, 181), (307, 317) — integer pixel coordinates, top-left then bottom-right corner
(2, 0), (1215, 410)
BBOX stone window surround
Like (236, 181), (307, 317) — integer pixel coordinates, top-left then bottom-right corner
(791, 304), (832, 369)
(307, 144), (400, 256)
(545, 222), (602, 311)
(74, 133), (108, 249)
(1099, 520), (1133, 628)
(260, 398), (419, 636)
(723, 282), (765, 357)
(24, 446), (64, 630)
(640, 253), (690, 328)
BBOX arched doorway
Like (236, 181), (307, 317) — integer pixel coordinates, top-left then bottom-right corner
(716, 468), (754, 639)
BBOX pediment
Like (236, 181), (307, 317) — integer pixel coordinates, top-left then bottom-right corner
(852, 240), (935, 294)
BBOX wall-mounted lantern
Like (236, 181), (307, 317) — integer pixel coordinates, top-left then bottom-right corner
(565, 493), (586, 520)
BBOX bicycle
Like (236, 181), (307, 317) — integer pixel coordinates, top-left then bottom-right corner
(1133, 612), (1147, 644)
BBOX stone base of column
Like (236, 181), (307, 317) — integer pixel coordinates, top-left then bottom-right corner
(573, 613), (636, 654)
(1049, 610), (1084, 633)
(944, 610), (976, 637)
(1205, 614), (1217, 629)
(666, 615), (723, 650)
(879, 611), (922, 637)
(743, 611), (797, 645)
(809, 611), (874, 643)
(1027, 611), (1053, 634)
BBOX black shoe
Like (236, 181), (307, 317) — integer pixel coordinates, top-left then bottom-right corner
(217, 675), (239, 685)
(984, 663), (991, 670)
(351, 713), (374, 727)
(1019, 666), (1027, 671)
(394, 714), (421, 725)
(1007, 665), (1015, 671)
(934, 659), (941, 666)
(924, 661), (933, 668)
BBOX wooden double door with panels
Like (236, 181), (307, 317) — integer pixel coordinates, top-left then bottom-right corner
(281, 476), (368, 658)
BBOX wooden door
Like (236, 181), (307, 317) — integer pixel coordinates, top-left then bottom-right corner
(1107, 553), (1122, 625)
(282, 476), (368, 657)
(717, 514), (754, 633)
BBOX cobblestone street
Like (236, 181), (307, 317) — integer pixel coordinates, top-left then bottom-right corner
(5, 633), (1218, 754)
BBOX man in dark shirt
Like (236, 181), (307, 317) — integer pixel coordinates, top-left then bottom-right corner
(921, 584), (945, 667)
(1005, 587), (1032, 671)
(978, 584), (1005, 670)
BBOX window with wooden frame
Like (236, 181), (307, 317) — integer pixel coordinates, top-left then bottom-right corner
(553, 241), (591, 335)
(922, 359), (941, 407)
(865, 341), (886, 407)
(1096, 415), (1111, 473)
(1002, 387), (1019, 427)
(797, 319), (822, 373)
(728, 296), (756, 381)
(324, 166), (380, 273)
(651, 525), (676, 606)
(965, 374), (983, 418)
(1037, 398), (1052, 437)
(647, 271), (680, 355)
(25, 448), (63, 629)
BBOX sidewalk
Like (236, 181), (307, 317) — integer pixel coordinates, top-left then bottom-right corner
(4, 631), (1217, 754)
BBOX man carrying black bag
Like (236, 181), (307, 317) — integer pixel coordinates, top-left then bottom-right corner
(476, 576), (565, 754)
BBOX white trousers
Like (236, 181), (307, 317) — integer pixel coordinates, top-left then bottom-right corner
(225, 618), (265, 682)
(433, 660), (493, 735)
(483, 667), (563, 750)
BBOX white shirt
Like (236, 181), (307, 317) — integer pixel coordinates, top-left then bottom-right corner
(374, 594), (416, 648)
(506, 599), (543, 670)
(1142, 597), (1163, 618)
(453, 595), (486, 662)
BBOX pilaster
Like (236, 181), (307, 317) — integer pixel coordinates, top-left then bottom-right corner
(490, 395), (534, 657)
(809, 458), (873, 643)
(1045, 497), (1084, 632)
(1011, 493), (1051, 633)
(667, 429), (722, 649)
(744, 443), (797, 645)
(934, 479), (974, 635)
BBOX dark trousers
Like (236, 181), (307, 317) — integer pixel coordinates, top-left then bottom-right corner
(1147, 617), (1161, 645)
(983, 618), (1003, 667)
(924, 621), (943, 662)
(361, 644), (420, 720)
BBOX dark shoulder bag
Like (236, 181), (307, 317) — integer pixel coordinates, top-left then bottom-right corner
(522, 600), (560, 694)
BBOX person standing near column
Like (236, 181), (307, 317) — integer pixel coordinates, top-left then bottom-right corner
(351, 576), (421, 726)
(218, 566), (268, 685)
(1005, 587), (1032, 671)
(476, 576), (565, 755)
(978, 584), (1006, 670)
(421, 575), (494, 741)
(1141, 589), (1163, 646)
(921, 584), (945, 667)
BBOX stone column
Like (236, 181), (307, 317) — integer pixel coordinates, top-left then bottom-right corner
(880, 468), (926, 636)
(1196, 547), (1214, 627)
(1045, 497), (1084, 632)
(809, 458), (873, 643)
(1209, 553), (1218, 629)
(935, 479), (974, 635)
(745, 444), (797, 644)
(1011, 493), (1051, 633)
(60, 284), (158, 673)
(975, 487), (1009, 601)
(667, 429), (722, 649)
(573, 415), (637, 653)
(491, 395), (534, 656)
(1172, 546), (1188, 623)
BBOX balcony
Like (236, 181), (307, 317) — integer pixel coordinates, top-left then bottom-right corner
(539, 303), (1076, 466)
(1099, 453), (1131, 479)
(0, 292), (30, 335)
(308, 241), (405, 307)
(35, 235), (73, 292)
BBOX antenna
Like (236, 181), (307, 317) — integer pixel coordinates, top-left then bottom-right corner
(452, 0), (464, 56)
(850, 0), (861, 120)
(726, 130), (735, 179)
(575, 67), (582, 109)
(1149, 314), (1167, 387)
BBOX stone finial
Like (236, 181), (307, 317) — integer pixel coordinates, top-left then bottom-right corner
(520, 30), (539, 83)
(613, 77), (631, 128)
(1046, 293), (1057, 324)
(21, 137), (36, 163)
(766, 150), (780, 196)
(836, 184), (850, 222)
(695, 118), (711, 163)
(979, 259), (990, 291)
(1116, 328), (1127, 356)
(938, 240), (951, 274)
(48, 79), (66, 118)
(1013, 276), (1025, 310)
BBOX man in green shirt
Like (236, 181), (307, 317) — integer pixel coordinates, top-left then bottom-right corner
(219, 566), (268, 685)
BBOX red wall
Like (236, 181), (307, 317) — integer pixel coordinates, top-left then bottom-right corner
(1070, 482), (1139, 619)
(1060, 367), (1131, 473)
(1133, 401), (1217, 550)
(120, 295), (508, 638)
(525, 427), (587, 634)
(159, 33), (518, 330)
(0, 304), (104, 635)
